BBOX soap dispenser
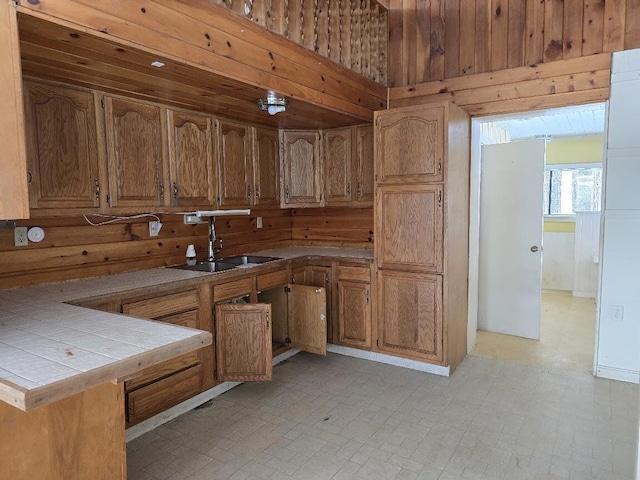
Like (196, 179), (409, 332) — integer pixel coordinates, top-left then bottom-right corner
(186, 244), (197, 266)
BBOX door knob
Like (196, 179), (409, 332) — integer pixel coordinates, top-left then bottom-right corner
(530, 246), (539, 252)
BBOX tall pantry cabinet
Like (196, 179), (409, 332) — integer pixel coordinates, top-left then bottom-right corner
(374, 102), (470, 373)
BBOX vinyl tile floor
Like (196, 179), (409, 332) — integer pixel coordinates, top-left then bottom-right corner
(127, 352), (638, 480)
(472, 292), (597, 372)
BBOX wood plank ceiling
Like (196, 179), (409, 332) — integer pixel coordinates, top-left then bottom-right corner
(17, 14), (368, 129)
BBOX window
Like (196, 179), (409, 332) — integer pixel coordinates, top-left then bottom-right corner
(543, 165), (602, 215)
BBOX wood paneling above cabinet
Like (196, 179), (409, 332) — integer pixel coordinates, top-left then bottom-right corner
(387, 0), (634, 86)
(15, 5), (384, 130)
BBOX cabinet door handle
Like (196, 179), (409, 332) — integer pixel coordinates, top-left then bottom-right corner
(255, 185), (260, 198)
(27, 171), (32, 184)
(438, 160), (442, 174)
(357, 182), (362, 198)
(285, 185), (290, 199)
(438, 190), (442, 207)
(159, 181), (164, 201)
(366, 289), (369, 304)
(346, 183), (351, 196)
(266, 310), (270, 329)
(94, 179), (100, 199)
(247, 185), (251, 198)
(173, 182), (178, 199)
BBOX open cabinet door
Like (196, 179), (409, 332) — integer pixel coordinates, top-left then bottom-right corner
(215, 304), (272, 381)
(287, 284), (327, 355)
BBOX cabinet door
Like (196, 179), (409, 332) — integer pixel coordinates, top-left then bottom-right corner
(281, 130), (323, 207)
(105, 96), (166, 207)
(375, 105), (444, 184)
(167, 109), (216, 207)
(354, 125), (374, 205)
(377, 270), (443, 362)
(215, 303), (272, 381)
(376, 184), (443, 273)
(324, 127), (352, 205)
(287, 284), (327, 355)
(253, 127), (280, 206)
(298, 266), (333, 342)
(23, 81), (101, 210)
(218, 119), (251, 207)
(337, 280), (371, 348)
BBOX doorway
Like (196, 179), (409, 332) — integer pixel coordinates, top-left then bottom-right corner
(468, 103), (606, 372)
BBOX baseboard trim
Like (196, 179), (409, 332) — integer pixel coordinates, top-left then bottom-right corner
(327, 344), (450, 377)
(596, 365), (639, 384)
(126, 348), (301, 442)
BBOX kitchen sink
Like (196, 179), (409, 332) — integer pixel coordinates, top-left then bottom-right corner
(171, 261), (237, 272)
(217, 255), (282, 265)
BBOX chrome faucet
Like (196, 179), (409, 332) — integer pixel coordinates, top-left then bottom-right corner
(207, 217), (223, 261)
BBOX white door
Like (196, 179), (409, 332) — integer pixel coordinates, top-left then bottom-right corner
(478, 140), (545, 340)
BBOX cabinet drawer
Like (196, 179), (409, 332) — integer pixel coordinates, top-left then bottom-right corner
(126, 364), (202, 426)
(125, 309), (201, 390)
(213, 277), (254, 302)
(257, 269), (288, 291)
(126, 350), (200, 391)
(123, 289), (199, 318)
(337, 265), (371, 282)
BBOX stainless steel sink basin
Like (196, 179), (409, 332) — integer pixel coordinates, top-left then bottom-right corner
(171, 261), (237, 272)
(218, 255), (282, 265)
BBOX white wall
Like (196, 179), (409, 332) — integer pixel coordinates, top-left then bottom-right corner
(467, 121), (510, 352)
(542, 231), (575, 291)
(596, 49), (640, 384)
(573, 212), (600, 298)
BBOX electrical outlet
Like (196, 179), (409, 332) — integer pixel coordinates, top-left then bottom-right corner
(149, 221), (162, 237)
(612, 305), (624, 322)
(256, 216), (263, 229)
(14, 227), (28, 247)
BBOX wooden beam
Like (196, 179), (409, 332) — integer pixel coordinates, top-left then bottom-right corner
(0, 1), (29, 220)
(389, 52), (612, 99)
(389, 53), (611, 117)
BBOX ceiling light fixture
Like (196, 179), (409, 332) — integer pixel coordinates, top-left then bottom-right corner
(258, 90), (287, 116)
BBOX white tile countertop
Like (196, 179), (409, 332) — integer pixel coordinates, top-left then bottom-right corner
(0, 247), (371, 411)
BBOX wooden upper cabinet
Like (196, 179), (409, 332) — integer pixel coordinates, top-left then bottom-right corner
(287, 284), (327, 355)
(377, 270), (443, 363)
(252, 127), (280, 206)
(376, 184), (444, 273)
(324, 127), (352, 205)
(23, 81), (101, 211)
(280, 130), (323, 207)
(217, 119), (251, 207)
(375, 105), (444, 184)
(104, 96), (166, 208)
(167, 109), (217, 208)
(215, 303), (272, 382)
(354, 125), (374, 205)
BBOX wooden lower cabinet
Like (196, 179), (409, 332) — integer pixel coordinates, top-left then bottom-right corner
(216, 303), (273, 381)
(376, 270), (443, 363)
(336, 264), (372, 349)
(121, 286), (213, 426)
(214, 270), (327, 383)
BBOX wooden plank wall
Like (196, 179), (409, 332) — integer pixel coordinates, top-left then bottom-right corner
(215, 0), (389, 84)
(291, 207), (374, 249)
(387, 0), (639, 87)
(0, 207), (292, 289)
